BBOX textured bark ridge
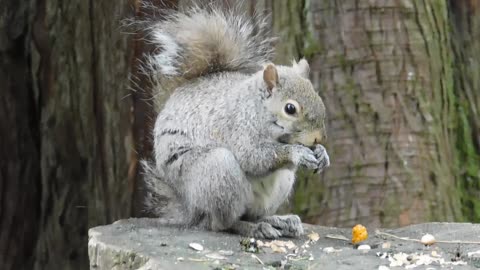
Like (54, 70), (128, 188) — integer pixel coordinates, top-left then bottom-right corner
(88, 219), (480, 270)
(1, 1), (137, 269)
(0, 2), (41, 270)
(449, 0), (480, 223)
(303, 0), (460, 228)
(265, 0), (480, 228)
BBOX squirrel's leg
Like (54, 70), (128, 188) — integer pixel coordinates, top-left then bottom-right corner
(167, 147), (253, 231)
(246, 168), (304, 238)
(171, 147), (283, 238)
(256, 145), (329, 237)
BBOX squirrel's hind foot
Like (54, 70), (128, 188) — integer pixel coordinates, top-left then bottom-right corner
(229, 215), (303, 239)
(251, 222), (282, 239)
(260, 215), (304, 238)
(230, 220), (282, 239)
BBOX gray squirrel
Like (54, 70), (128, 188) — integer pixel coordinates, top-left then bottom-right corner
(141, 5), (330, 239)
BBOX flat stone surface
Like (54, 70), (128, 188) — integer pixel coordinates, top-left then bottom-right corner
(88, 218), (480, 270)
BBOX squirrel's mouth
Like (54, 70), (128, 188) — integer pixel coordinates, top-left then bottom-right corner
(277, 134), (292, 144)
(274, 121), (311, 146)
(277, 134), (315, 149)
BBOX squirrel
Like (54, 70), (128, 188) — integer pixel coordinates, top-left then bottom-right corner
(140, 5), (330, 239)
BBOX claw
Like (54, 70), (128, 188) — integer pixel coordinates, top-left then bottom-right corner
(260, 215), (304, 238)
(313, 144), (330, 173)
(253, 222), (282, 239)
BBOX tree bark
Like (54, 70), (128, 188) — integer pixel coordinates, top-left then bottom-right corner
(297, 0), (462, 227)
(0, 2), (41, 269)
(449, 0), (480, 222)
(1, 0), (136, 269)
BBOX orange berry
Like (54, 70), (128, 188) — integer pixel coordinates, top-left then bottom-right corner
(352, 224), (368, 244)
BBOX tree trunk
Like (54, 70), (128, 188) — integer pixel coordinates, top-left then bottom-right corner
(449, 0), (480, 222)
(0, 2), (41, 269)
(1, 0), (136, 269)
(291, 0), (463, 227)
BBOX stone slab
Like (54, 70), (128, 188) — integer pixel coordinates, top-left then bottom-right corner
(88, 218), (480, 270)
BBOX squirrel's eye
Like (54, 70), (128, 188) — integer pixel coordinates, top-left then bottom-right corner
(284, 103), (296, 115)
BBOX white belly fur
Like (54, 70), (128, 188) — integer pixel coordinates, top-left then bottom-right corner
(249, 168), (296, 217)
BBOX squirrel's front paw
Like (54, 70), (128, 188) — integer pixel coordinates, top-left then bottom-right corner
(313, 144), (330, 173)
(289, 145), (318, 170)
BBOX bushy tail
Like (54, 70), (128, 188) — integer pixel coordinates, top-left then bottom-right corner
(143, 4), (275, 96)
(141, 160), (184, 221)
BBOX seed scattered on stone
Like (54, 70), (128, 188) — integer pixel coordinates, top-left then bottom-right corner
(323, 247), (335, 253)
(376, 252), (390, 259)
(381, 242), (391, 249)
(270, 243), (287, 253)
(325, 234), (350, 241)
(256, 240), (265, 247)
(189, 242), (204, 251)
(420, 234), (436, 246)
(205, 253), (226, 260)
(218, 250), (234, 256)
(323, 247), (342, 253)
(357, 244), (371, 250)
(468, 250), (480, 258)
(308, 232), (320, 242)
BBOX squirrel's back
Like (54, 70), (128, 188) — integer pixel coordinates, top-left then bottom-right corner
(143, 4), (275, 106)
(156, 71), (267, 142)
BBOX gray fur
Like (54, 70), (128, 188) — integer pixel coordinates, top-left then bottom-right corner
(142, 5), (330, 238)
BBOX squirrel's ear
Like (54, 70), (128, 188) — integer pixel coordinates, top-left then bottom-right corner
(263, 64), (279, 94)
(292, 58), (310, 79)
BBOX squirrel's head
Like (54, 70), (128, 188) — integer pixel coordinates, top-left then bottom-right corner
(263, 60), (327, 147)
